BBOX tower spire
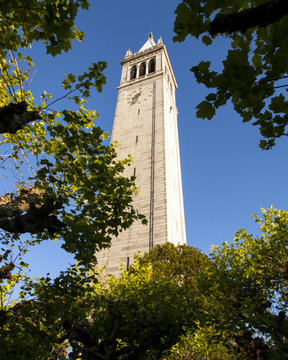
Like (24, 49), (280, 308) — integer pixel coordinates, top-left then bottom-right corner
(138, 32), (156, 52)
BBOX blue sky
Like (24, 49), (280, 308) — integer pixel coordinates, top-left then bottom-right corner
(7, 1), (288, 277)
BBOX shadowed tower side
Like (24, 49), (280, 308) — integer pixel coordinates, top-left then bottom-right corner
(97, 34), (186, 275)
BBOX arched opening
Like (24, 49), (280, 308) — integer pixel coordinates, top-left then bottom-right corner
(130, 65), (137, 80)
(148, 58), (156, 73)
(139, 62), (146, 77)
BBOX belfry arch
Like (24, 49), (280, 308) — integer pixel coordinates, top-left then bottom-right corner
(130, 65), (137, 80)
(148, 58), (155, 73)
(139, 62), (146, 77)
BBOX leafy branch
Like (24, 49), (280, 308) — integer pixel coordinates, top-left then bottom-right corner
(209, 0), (288, 35)
(46, 61), (107, 108)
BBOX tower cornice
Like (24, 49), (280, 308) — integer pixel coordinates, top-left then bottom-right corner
(121, 43), (164, 64)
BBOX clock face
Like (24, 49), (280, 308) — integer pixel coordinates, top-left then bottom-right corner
(130, 91), (142, 105)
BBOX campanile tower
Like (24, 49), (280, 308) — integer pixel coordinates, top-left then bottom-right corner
(98, 34), (186, 275)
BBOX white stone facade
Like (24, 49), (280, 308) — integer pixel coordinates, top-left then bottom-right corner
(97, 35), (186, 275)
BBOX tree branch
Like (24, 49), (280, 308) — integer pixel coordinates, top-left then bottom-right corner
(0, 187), (45, 218)
(209, 0), (288, 36)
(0, 262), (15, 280)
(0, 101), (41, 134)
(0, 189), (64, 235)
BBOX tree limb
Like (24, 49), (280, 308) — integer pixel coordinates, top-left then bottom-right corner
(0, 187), (45, 218)
(0, 262), (15, 280)
(0, 189), (64, 235)
(0, 101), (41, 134)
(209, 0), (288, 36)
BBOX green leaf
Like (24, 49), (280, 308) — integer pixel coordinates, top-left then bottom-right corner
(196, 101), (215, 120)
(202, 35), (212, 45)
(269, 94), (288, 114)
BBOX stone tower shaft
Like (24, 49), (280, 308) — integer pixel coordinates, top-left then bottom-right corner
(98, 35), (186, 275)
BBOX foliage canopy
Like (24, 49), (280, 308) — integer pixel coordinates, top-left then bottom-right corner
(174, 0), (288, 149)
(2, 206), (287, 359)
(0, 0), (88, 55)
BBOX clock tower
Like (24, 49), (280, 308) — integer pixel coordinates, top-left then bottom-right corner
(97, 34), (186, 275)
